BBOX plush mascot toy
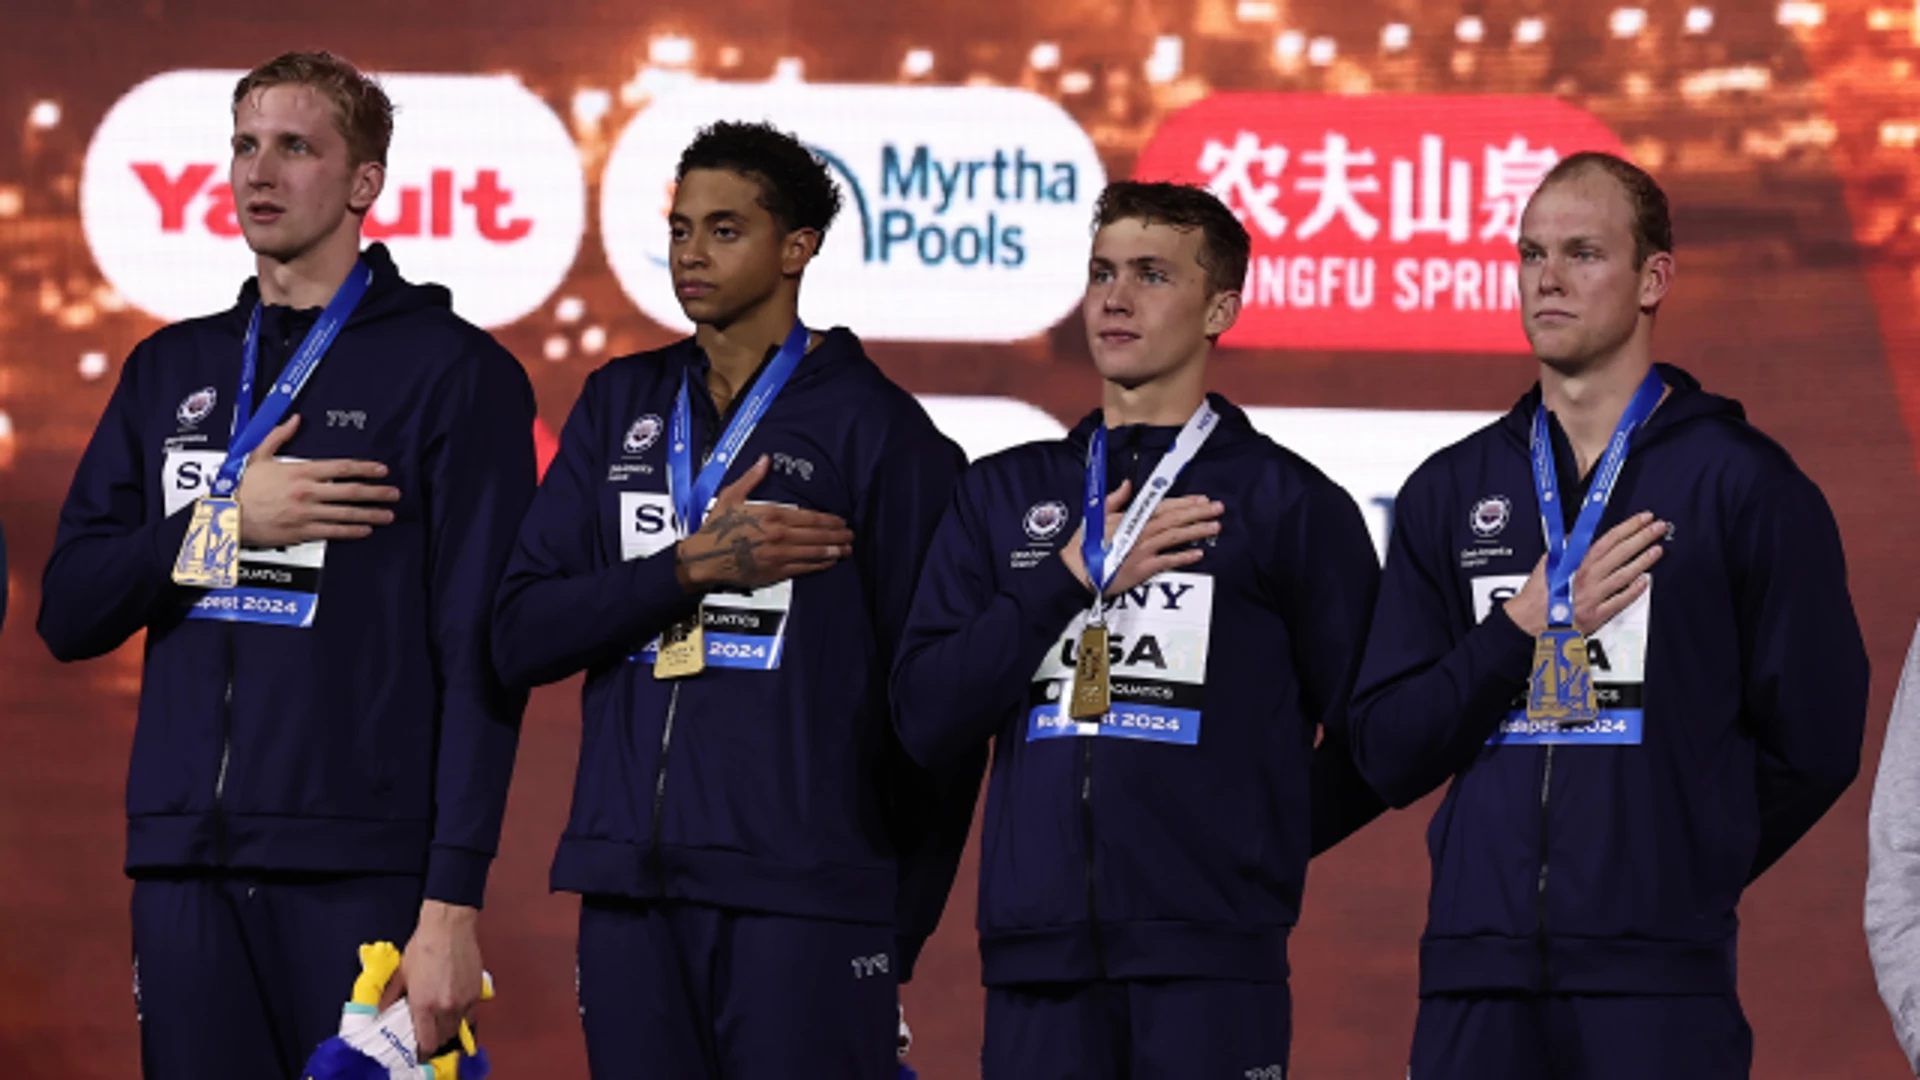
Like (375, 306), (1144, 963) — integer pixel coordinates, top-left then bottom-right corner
(300, 942), (492, 1080)
(897, 1004), (918, 1080)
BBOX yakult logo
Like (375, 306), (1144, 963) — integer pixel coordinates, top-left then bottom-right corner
(1134, 94), (1625, 353)
(601, 83), (1105, 342)
(82, 70), (585, 328)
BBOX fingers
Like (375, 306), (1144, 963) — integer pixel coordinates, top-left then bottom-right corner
(778, 558), (843, 580)
(304, 458), (391, 482)
(754, 505), (849, 532)
(1591, 532), (1665, 599)
(1578, 517), (1666, 593)
(773, 526), (856, 552)
(306, 504), (396, 527)
(1104, 479), (1134, 514)
(1139, 519), (1221, 556)
(1142, 497), (1224, 540)
(410, 999), (447, 1060)
(715, 455), (771, 509)
(301, 523), (379, 541)
(1137, 548), (1207, 577)
(252, 415), (300, 460)
(1586, 511), (1658, 565)
(307, 482), (401, 504)
(1585, 573), (1652, 631)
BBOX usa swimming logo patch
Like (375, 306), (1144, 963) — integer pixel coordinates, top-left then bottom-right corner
(623, 414), (663, 456)
(177, 386), (217, 428)
(1023, 500), (1069, 542)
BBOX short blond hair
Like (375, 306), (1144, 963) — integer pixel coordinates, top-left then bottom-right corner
(232, 51), (393, 166)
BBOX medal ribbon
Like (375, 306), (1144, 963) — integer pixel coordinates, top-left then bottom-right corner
(1080, 399), (1219, 622)
(211, 260), (372, 498)
(667, 321), (809, 538)
(1531, 367), (1665, 628)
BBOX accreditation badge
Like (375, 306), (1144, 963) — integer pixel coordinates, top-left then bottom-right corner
(1029, 572), (1212, 746)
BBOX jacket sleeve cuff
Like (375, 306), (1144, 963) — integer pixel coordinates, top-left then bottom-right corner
(149, 502), (198, 580)
(627, 542), (700, 620)
(1474, 603), (1539, 681)
(423, 845), (493, 908)
(895, 932), (926, 985)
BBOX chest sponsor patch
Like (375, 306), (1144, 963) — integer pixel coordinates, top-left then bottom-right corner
(619, 490), (794, 671)
(1026, 571), (1213, 746)
(1472, 574), (1652, 746)
(163, 450), (326, 628)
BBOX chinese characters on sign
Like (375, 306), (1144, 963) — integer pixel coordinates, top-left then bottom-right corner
(1137, 95), (1625, 351)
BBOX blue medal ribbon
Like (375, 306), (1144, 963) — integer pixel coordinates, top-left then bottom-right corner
(212, 260), (372, 498)
(1079, 400), (1219, 619)
(1531, 367), (1666, 627)
(667, 322), (809, 536)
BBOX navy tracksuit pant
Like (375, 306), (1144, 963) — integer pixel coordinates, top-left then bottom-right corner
(1410, 992), (1753, 1079)
(983, 979), (1293, 1080)
(132, 871), (423, 1080)
(576, 897), (899, 1080)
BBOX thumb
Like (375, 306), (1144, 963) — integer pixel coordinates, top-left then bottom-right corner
(1104, 478), (1133, 514)
(252, 415), (300, 461)
(713, 454), (770, 512)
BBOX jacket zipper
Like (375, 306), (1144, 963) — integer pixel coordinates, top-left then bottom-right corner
(1535, 744), (1556, 989)
(649, 681), (684, 890)
(1079, 440), (1141, 977)
(213, 622), (234, 864)
(1081, 739), (1104, 976)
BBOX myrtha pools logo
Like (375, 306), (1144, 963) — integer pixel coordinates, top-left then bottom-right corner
(599, 83), (1105, 342)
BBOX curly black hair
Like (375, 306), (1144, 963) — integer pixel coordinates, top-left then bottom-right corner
(677, 121), (844, 250)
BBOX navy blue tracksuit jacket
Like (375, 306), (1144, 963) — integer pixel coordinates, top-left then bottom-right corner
(40, 243), (536, 907)
(491, 327), (979, 978)
(1349, 364), (1868, 997)
(893, 396), (1385, 987)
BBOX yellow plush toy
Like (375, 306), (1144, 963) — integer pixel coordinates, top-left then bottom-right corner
(300, 942), (493, 1080)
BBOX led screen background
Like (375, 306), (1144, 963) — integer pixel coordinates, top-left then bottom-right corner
(3, 0), (1920, 1075)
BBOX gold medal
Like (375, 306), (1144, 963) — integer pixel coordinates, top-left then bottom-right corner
(1069, 622), (1111, 719)
(654, 607), (707, 679)
(1526, 627), (1598, 726)
(172, 496), (242, 589)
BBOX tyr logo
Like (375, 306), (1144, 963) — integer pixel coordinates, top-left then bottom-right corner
(772, 452), (814, 482)
(327, 410), (367, 430)
(850, 953), (890, 979)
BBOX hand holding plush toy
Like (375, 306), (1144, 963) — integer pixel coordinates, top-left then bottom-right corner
(301, 942), (492, 1080)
